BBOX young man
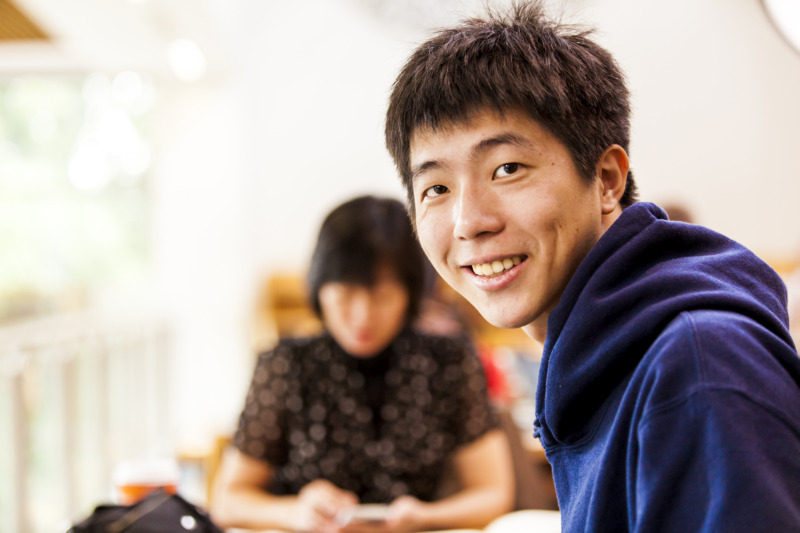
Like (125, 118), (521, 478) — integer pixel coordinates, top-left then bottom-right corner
(385, 3), (800, 531)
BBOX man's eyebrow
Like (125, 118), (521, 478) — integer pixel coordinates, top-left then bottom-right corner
(410, 160), (441, 183)
(471, 132), (534, 158)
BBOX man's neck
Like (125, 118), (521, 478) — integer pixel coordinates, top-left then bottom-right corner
(522, 315), (548, 345)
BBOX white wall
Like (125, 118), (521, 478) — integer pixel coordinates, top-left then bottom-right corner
(242, 0), (413, 272)
(150, 0), (800, 448)
(151, 79), (255, 448)
(572, 0), (800, 258)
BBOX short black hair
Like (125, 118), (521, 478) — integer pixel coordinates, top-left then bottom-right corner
(307, 195), (431, 322)
(385, 1), (638, 217)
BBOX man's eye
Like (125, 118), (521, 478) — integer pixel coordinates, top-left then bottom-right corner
(495, 163), (520, 177)
(422, 184), (449, 199)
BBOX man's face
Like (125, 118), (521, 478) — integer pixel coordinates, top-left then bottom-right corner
(409, 108), (609, 342)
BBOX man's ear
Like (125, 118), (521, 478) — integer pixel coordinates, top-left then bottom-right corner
(597, 144), (629, 214)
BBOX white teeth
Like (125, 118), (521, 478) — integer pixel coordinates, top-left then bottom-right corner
(471, 256), (523, 276)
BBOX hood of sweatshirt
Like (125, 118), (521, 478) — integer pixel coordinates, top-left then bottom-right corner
(534, 202), (794, 445)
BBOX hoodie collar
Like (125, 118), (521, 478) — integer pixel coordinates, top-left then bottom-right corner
(534, 202), (791, 445)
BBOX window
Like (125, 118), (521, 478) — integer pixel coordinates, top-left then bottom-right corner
(0, 73), (154, 322)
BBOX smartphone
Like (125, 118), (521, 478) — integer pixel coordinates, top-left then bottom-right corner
(338, 504), (389, 525)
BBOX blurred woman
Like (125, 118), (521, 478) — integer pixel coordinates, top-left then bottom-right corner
(211, 195), (513, 532)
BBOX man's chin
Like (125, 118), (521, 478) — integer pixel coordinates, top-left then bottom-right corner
(475, 306), (534, 330)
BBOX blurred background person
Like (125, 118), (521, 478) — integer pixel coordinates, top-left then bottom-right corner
(210, 195), (513, 532)
(661, 202), (695, 224)
(786, 252), (800, 344)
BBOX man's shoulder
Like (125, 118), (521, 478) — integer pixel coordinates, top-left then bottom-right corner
(640, 309), (800, 417)
(650, 308), (783, 351)
(655, 309), (792, 363)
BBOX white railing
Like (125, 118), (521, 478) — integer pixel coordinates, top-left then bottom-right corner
(0, 309), (172, 533)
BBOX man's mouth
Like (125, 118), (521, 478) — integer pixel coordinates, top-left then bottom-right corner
(470, 256), (523, 277)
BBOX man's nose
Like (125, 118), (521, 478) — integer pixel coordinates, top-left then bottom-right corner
(453, 184), (503, 240)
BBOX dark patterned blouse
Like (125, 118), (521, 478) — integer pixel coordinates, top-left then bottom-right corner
(233, 329), (498, 503)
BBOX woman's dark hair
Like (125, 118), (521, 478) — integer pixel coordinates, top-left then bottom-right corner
(385, 1), (638, 218)
(307, 195), (431, 322)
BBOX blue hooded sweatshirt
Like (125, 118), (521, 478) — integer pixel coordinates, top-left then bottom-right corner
(534, 202), (800, 532)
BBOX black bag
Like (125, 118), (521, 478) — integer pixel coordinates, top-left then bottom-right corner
(68, 489), (224, 533)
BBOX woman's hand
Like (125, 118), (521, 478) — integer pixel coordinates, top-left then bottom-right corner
(294, 479), (359, 533)
(384, 495), (428, 532)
